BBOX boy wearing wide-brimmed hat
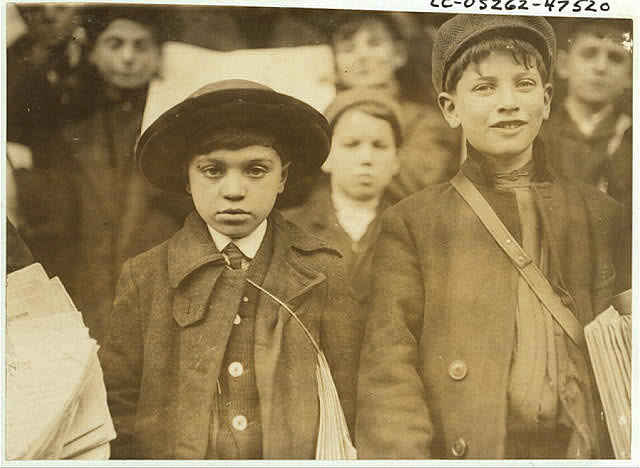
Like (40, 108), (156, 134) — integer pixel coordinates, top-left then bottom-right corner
(356, 15), (629, 459)
(99, 80), (361, 459)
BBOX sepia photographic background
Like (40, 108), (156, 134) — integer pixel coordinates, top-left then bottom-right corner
(2, 0), (638, 465)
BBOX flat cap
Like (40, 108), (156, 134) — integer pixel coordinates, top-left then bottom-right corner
(324, 88), (404, 146)
(432, 14), (556, 94)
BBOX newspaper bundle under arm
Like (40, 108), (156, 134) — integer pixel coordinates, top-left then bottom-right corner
(585, 290), (632, 459)
(246, 278), (357, 460)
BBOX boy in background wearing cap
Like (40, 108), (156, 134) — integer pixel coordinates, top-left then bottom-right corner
(285, 88), (402, 309)
(356, 15), (629, 459)
(99, 80), (361, 459)
(329, 12), (461, 203)
(540, 19), (632, 219)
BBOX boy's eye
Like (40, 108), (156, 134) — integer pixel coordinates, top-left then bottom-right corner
(472, 83), (494, 94)
(201, 165), (223, 178)
(336, 41), (356, 54)
(342, 139), (361, 148)
(105, 38), (124, 50)
(578, 46), (598, 60)
(516, 79), (536, 89)
(246, 165), (268, 177)
(373, 140), (390, 150)
(607, 51), (626, 64)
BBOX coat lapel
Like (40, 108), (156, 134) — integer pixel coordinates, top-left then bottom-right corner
(253, 213), (331, 457)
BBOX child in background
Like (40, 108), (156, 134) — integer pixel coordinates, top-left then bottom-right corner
(99, 80), (361, 459)
(285, 88), (402, 307)
(329, 12), (461, 203)
(356, 14), (630, 459)
(44, 7), (191, 343)
(541, 19), (632, 215)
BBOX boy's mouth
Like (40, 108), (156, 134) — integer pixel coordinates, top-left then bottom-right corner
(490, 120), (527, 130)
(219, 209), (250, 215)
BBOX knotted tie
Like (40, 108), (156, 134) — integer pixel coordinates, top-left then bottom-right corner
(222, 242), (246, 270)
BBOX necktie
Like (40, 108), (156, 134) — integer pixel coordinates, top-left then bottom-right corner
(222, 242), (246, 270)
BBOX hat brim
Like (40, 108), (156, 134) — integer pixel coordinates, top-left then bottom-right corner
(136, 88), (331, 195)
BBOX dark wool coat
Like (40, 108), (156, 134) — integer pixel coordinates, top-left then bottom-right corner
(99, 210), (362, 459)
(283, 177), (385, 306)
(540, 104), (633, 219)
(51, 94), (190, 343)
(356, 148), (630, 459)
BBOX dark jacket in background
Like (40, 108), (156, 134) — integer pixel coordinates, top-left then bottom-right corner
(356, 146), (630, 459)
(7, 219), (35, 274)
(99, 211), (363, 459)
(540, 104), (632, 220)
(284, 177), (385, 308)
(386, 99), (461, 203)
(48, 89), (190, 343)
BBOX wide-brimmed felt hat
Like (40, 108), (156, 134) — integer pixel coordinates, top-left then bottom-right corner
(135, 79), (331, 194)
(432, 14), (556, 94)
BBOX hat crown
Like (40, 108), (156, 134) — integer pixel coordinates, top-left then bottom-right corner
(188, 79), (274, 100)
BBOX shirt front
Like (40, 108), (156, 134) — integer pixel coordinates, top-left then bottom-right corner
(207, 220), (268, 260)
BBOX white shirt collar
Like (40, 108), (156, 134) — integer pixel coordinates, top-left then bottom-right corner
(331, 189), (379, 242)
(207, 219), (268, 259)
(564, 97), (614, 138)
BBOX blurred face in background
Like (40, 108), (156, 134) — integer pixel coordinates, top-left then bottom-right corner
(89, 18), (161, 90)
(324, 108), (399, 202)
(333, 19), (407, 89)
(20, 5), (78, 49)
(557, 32), (632, 109)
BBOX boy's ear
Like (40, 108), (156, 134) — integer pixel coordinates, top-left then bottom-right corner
(438, 92), (461, 129)
(556, 50), (570, 80)
(392, 41), (408, 70)
(543, 83), (553, 120)
(278, 162), (290, 194)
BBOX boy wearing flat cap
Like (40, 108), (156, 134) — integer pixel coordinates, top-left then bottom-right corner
(286, 88), (402, 307)
(357, 15), (630, 459)
(99, 80), (362, 459)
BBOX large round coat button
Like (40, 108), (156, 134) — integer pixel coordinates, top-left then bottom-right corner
(228, 362), (244, 377)
(232, 415), (248, 431)
(451, 437), (467, 458)
(448, 360), (467, 381)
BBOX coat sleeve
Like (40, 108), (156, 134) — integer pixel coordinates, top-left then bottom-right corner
(320, 254), (364, 439)
(98, 259), (144, 459)
(356, 207), (433, 459)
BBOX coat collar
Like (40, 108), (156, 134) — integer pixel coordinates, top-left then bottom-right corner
(461, 138), (556, 189)
(167, 210), (337, 288)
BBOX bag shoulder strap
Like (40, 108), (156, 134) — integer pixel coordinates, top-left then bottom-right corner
(450, 171), (584, 345)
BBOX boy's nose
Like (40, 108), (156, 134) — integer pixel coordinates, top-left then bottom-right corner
(119, 44), (136, 64)
(592, 52), (608, 72)
(358, 145), (374, 165)
(221, 173), (246, 200)
(497, 87), (520, 112)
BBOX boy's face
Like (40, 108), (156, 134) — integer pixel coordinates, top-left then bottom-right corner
(21, 5), (77, 48)
(323, 109), (398, 202)
(89, 19), (161, 90)
(438, 51), (552, 168)
(187, 145), (289, 239)
(557, 32), (632, 108)
(333, 20), (407, 89)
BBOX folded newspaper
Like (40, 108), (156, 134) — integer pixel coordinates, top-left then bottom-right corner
(6, 263), (115, 460)
(585, 296), (632, 459)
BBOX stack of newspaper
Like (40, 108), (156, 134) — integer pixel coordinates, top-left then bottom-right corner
(585, 304), (631, 459)
(5, 263), (115, 460)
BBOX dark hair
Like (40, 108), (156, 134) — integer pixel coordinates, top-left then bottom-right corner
(83, 6), (168, 46)
(330, 12), (404, 46)
(331, 103), (402, 147)
(562, 18), (632, 50)
(443, 34), (548, 93)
